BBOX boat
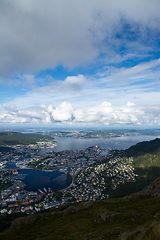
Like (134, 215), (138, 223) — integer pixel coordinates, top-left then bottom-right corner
(43, 188), (47, 192)
(38, 189), (43, 193)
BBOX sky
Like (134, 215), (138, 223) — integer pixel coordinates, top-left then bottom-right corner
(0, 0), (160, 129)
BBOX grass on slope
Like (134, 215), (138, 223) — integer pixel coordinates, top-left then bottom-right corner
(121, 212), (160, 240)
(101, 148), (160, 199)
(0, 195), (160, 240)
(108, 138), (160, 198)
(123, 138), (160, 157)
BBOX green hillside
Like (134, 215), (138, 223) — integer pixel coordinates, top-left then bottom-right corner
(123, 138), (160, 157)
(0, 132), (52, 146)
(1, 179), (160, 240)
(105, 138), (160, 198)
(80, 138), (160, 199)
(119, 138), (160, 196)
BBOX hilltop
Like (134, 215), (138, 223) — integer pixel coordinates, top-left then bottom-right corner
(123, 138), (160, 157)
(0, 132), (53, 146)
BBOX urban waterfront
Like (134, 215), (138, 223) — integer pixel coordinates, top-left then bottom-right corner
(11, 135), (160, 192)
(17, 170), (70, 192)
(1, 134), (160, 214)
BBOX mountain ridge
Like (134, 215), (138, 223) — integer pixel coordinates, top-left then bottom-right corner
(123, 138), (160, 157)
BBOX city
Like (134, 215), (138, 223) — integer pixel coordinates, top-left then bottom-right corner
(0, 142), (138, 214)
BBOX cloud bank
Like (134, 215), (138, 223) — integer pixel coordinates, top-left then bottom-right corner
(1, 102), (160, 127)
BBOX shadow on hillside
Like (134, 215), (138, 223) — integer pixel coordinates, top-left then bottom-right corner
(106, 166), (160, 198)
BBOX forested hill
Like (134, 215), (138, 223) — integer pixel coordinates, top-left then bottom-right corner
(123, 138), (160, 157)
(0, 132), (52, 146)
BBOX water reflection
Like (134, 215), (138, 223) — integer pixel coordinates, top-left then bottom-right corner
(17, 170), (70, 192)
(38, 135), (160, 154)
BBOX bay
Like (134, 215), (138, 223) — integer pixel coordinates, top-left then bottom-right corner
(17, 169), (70, 192)
(39, 135), (160, 154)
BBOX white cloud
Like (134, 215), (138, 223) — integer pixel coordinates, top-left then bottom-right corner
(62, 75), (86, 91)
(42, 102), (73, 122)
(1, 101), (160, 126)
(5, 104), (18, 113)
(0, 0), (160, 79)
(127, 102), (135, 107)
(109, 59), (160, 80)
(0, 105), (43, 124)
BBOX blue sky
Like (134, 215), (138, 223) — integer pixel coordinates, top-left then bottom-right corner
(0, 0), (160, 128)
